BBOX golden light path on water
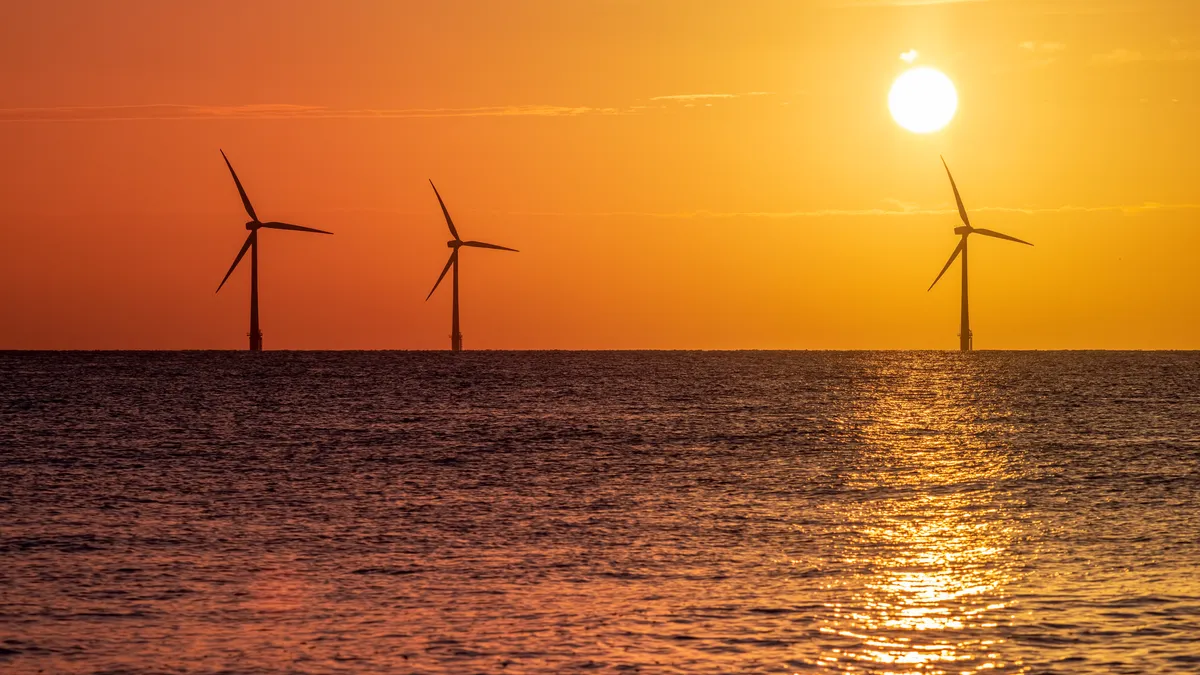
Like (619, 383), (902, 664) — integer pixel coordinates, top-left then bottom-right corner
(810, 359), (1024, 673)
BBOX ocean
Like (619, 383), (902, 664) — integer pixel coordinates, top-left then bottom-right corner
(1, 351), (1198, 674)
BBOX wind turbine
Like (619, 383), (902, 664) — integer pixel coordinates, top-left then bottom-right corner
(425, 180), (518, 351)
(928, 157), (1032, 351)
(215, 150), (333, 351)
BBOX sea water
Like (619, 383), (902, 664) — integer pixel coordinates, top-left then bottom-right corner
(2, 351), (1198, 673)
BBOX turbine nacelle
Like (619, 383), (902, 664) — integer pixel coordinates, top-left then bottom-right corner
(954, 225), (972, 235)
(246, 221), (261, 230)
(448, 240), (462, 248)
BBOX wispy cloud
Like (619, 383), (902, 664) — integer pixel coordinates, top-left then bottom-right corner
(1019, 41), (1066, 68)
(1020, 41), (1066, 53)
(0, 103), (626, 122)
(832, 0), (988, 6)
(1092, 47), (1200, 64)
(0, 94), (780, 122)
(649, 92), (774, 102)
(1093, 48), (1146, 64)
(837, 0), (1152, 13)
(512, 202), (1200, 220)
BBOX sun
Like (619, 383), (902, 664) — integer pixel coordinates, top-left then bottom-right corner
(889, 67), (958, 134)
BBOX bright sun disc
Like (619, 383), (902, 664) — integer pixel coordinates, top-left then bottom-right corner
(889, 67), (958, 133)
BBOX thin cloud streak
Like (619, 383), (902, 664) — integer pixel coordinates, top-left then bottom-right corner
(0, 103), (627, 122)
(1020, 41), (1066, 52)
(1092, 47), (1200, 64)
(649, 92), (774, 101)
(511, 203), (1200, 219)
(0, 94), (781, 122)
(832, 0), (988, 6)
(835, 0), (1156, 12)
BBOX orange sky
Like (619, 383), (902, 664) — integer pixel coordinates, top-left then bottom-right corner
(1, 0), (1198, 349)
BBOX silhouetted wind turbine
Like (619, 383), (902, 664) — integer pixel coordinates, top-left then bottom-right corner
(929, 157), (1032, 352)
(215, 150), (333, 351)
(425, 180), (518, 351)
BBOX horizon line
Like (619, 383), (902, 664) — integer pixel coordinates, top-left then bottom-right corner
(2, 347), (1197, 353)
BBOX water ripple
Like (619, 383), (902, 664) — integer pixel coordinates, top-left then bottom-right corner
(1, 351), (1198, 673)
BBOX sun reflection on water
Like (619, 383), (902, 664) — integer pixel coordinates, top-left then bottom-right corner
(813, 358), (1026, 673)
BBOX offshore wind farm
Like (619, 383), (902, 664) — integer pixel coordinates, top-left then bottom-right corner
(209, 156), (1034, 353)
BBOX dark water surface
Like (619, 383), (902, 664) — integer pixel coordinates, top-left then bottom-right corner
(2, 351), (1199, 674)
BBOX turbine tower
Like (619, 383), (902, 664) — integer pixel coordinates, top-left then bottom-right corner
(929, 157), (1033, 352)
(425, 180), (518, 351)
(216, 150), (333, 351)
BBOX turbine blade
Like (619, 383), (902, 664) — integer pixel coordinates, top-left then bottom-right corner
(972, 228), (1033, 246)
(216, 233), (254, 293)
(261, 221), (334, 235)
(429, 180), (460, 241)
(461, 240), (518, 252)
(425, 251), (457, 301)
(220, 150), (258, 222)
(928, 238), (966, 292)
(940, 156), (970, 228)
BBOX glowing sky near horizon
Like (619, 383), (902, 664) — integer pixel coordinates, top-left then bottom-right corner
(1, 0), (1199, 349)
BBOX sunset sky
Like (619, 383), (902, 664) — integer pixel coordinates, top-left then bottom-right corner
(1, 0), (1198, 349)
